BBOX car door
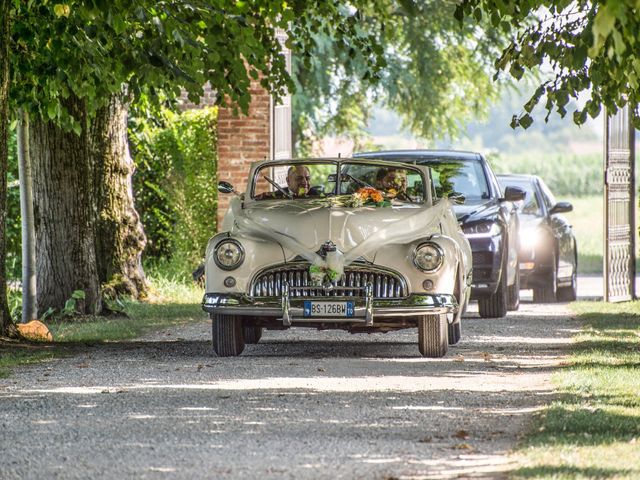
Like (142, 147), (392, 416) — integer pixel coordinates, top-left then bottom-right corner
(538, 179), (574, 281)
(486, 162), (519, 285)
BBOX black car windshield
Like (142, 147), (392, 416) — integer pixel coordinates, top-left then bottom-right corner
(498, 178), (541, 215)
(425, 160), (490, 201)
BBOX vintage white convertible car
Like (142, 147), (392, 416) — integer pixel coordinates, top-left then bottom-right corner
(202, 158), (472, 357)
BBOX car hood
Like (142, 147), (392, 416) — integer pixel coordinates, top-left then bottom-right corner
(453, 199), (500, 224)
(240, 199), (437, 257)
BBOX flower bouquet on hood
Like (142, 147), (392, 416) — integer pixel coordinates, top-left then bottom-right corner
(344, 187), (391, 208)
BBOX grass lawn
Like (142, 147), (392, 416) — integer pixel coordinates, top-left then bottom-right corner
(0, 273), (206, 377)
(513, 300), (640, 479)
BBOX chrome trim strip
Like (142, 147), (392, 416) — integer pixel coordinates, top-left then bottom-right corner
(202, 292), (458, 322)
(282, 281), (291, 326)
(365, 283), (373, 326)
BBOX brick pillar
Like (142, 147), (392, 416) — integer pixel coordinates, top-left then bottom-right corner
(216, 80), (271, 229)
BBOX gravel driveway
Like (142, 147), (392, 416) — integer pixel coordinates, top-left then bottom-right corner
(1, 300), (578, 479)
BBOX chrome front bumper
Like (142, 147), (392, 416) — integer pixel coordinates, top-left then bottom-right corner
(202, 283), (458, 326)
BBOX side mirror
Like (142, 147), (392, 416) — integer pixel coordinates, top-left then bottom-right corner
(502, 186), (526, 202)
(550, 201), (573, 214)
(218, 181), (236, 194)
(449, 192), (466, 204)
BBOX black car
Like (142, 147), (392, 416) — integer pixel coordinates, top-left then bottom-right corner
(355, 150), (524, 318)
(497, 174), (577, 302)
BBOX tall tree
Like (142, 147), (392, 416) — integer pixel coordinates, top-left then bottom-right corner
(0, 0), (12, 335)
(4, 1), (387, 316)
(29, 96), (101, 315)
(454, 1), (640, 128)
(293, 1), (506, 153)
(91, 91), (147, 300)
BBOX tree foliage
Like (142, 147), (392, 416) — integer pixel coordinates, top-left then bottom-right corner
(454, 0), (640, 128)
(293, 1), (506, 154)
(9, 1), (387, 126)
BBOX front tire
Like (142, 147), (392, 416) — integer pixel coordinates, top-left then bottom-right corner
(448, 321), (461, 345)
(418, 314), (448, 357)
(557, 269), (577, 302)
(478, 253), (508, 318)
(212, 314), (245, 357)
(243, 325), (263, 344)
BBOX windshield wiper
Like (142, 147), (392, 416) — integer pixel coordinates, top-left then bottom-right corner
(341, 172), (374, 189)
(263, 175), (292, 199)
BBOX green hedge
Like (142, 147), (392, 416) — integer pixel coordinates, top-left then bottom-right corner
(133, 108), (218, 267)
(488, 152), (603, 197)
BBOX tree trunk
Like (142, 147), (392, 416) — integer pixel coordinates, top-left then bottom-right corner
(91, 91), (148, 300)
(0, 0), (13, 335)
(18, 109), (37, 322)
(30, 97), (101, 316)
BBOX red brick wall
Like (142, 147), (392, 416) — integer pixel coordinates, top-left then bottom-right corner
(216, 81), (271, 229)
(176, 83), (217, 111)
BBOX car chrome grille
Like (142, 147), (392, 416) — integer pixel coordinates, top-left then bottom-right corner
(250, 263), (407, 298)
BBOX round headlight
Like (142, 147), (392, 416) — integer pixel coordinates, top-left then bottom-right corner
(413, 243), (444, 272)
(214, 239), (245, 270)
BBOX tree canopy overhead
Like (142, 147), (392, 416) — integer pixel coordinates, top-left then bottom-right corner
(9, 0), (387, 129)
(292, 0), (507, 154)
(455, 0), (640, 129)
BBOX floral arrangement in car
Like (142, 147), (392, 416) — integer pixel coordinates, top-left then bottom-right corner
(343, 187), (391, 208)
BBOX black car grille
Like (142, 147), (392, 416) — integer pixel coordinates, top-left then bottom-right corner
(472, 251), (495, 266)
(250, 263), (407, 298)
(471, 251), (498, 281)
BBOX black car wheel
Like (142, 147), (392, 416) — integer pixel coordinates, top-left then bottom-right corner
(448, 321), (461, 345)
(478, 253), (508, 318)
(243, 325), (263, 344)
(212, 313), (245, 357)
(557, 252), (578, 302)
(507, 260), (520, 311)
(533, 252), (557, 303)
(418, 314), (448, 357)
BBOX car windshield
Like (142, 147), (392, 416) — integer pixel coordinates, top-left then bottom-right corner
(498, 178), (541, 215)
(424, 160), (490, 201)
(252, 161), (426, 203)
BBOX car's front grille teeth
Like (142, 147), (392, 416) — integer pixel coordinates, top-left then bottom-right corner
(251, 265), (406, 299)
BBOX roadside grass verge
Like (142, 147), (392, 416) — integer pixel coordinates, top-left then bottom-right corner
(513, 301), (640, 479)
(0, 270), (205, 377)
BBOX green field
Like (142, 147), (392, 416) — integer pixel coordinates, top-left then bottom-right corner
(563, 195), (640, 274)
(564, 195), (603, 274)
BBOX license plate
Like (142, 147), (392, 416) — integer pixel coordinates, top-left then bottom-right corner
(303, 301), (354, 317)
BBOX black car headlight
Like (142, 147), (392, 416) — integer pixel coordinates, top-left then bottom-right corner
(214, 239), (245, 270)
(413, 242), (444, 272)
(463, 222), (501, 238)
(519, 228), (549, 251)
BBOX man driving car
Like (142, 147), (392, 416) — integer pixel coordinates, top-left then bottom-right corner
(286, 165), (311, 197)
(255, 165), (311, 200)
